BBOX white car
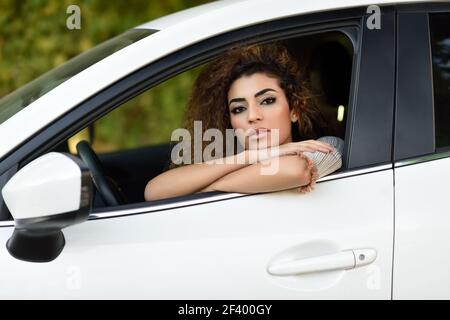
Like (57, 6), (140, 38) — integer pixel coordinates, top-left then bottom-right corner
(0, 0), (449, 299)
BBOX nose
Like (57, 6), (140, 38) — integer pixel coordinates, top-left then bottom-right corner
(247, 103), (263, 123)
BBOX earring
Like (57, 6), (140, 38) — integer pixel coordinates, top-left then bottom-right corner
(290, 112), (298, 123)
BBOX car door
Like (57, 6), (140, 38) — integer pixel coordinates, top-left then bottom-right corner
(0, 6), (396, 299)
(393, 3), (450, 299)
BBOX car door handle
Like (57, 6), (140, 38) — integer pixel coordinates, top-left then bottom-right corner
(267, 248), (377, 276)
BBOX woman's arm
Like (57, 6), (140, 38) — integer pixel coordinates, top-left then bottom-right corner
(200, 137), (344, 195)
(144, 151), (253, 201)
(200, 154), (314, 194)
(145, 139), (334, 201)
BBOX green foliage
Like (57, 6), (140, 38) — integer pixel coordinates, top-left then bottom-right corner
(94, 65), (204, 152)
(0, 0), (211, 151)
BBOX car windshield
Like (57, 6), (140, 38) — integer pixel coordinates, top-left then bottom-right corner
(0, 28), (156, 126)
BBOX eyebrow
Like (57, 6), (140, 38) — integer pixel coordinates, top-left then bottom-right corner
(228, 88), (277, 106)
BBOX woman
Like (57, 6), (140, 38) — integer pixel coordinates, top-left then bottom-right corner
(144, 43), (343, 201)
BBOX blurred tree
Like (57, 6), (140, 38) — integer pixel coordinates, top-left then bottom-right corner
(0, 0), (211, 152)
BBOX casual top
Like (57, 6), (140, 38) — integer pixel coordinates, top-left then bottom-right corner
(303, 136), (344, 179)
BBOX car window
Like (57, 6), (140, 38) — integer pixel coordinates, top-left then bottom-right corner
(0, 29), (155, 126)
(430, 13), (450, 150)
(67, 31), (353, 155)
(89, 66), (203, 154)
(62, 30), (355, 207)
(283, 31), (353, 140)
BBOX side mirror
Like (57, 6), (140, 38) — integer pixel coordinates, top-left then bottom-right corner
(1, 152), (92, 262)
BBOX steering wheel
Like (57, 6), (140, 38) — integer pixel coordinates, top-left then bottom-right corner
(76, 140), (126, 206)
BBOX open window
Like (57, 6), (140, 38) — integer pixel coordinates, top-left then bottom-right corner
(51, 30), (355, 209)
(283, 31), (353, 140)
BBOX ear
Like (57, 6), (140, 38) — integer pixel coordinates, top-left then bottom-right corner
(290, 110), (299, 123)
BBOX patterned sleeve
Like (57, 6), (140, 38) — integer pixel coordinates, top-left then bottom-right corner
(303, 136), (344, 179)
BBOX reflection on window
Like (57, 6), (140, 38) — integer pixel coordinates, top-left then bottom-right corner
(430, 13), (450, 150)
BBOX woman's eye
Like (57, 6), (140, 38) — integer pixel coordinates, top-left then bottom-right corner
(231, 106), (246, 114)
(261, 97), (276, 105)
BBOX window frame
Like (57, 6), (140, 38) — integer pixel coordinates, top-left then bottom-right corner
(429, 11), (450, 152)
(394, 2), (450, 168)
(0, 5), (399, 223)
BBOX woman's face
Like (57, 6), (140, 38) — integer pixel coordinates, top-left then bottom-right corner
(227, 72), (297, 150)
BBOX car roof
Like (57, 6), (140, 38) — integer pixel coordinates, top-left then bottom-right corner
(137, 0), (429, 30)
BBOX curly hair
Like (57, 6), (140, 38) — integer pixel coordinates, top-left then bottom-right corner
(169, 42), (328, 169)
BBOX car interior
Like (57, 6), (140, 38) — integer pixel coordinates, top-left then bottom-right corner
(48, 31), (354, 209)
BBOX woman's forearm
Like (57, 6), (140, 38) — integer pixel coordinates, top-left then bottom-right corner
(144, 151), (253, 201)
(200, 155), (312, 194)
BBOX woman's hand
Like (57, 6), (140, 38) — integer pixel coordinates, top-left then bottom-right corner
(246, 139), (335, 164)
(274, 139), (335, 156)
(282, 140), (333, 194)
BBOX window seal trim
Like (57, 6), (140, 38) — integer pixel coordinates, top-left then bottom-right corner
(395, 150), (450, 168)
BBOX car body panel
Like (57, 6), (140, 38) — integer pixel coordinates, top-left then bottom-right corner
(393, 158), (450, 299)
(0, 171), (393, 299)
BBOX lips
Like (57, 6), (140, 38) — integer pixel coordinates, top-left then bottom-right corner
(247, 128), (271, 138)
